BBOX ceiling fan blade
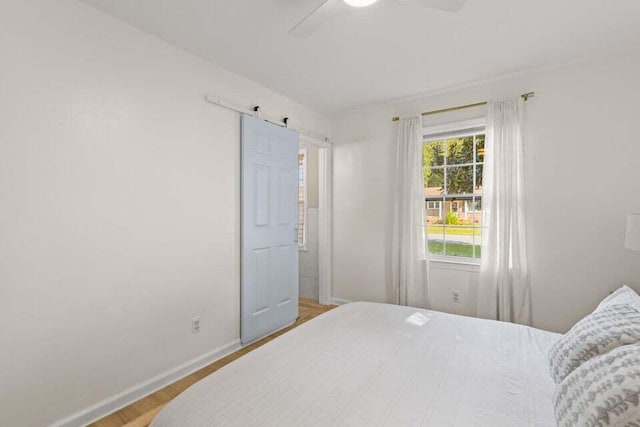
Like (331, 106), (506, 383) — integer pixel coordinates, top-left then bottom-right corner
(420, 0), (468, 13)
(289, 0), (345, 38)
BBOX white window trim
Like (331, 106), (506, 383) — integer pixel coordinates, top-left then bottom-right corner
(298, 148), (308, 251)
(423, 118), (486, 266)
(430, 255), (480, 266)
(423, 118), (486, 140)
(430, 257), (481, 271)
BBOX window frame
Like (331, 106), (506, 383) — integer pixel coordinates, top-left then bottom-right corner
(423, 118), (486, 266)
(298, 149), (308, 251)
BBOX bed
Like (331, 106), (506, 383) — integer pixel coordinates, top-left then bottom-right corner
(151, 302), (560, 427)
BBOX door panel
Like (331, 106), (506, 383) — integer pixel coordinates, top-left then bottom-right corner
(254, 164), (270, 226)
(278, 169), (292, 225)
(251, 247), (270, 315)
(241, 114), (299, 344)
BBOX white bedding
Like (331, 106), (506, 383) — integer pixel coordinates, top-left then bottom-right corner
(152, 302), (560, 427)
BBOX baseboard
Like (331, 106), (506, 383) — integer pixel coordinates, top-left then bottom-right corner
(331, 298), (352, 306)
(49, 339), (242, 427)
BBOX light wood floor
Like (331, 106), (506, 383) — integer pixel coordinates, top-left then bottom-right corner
(90, 299), (335, 427)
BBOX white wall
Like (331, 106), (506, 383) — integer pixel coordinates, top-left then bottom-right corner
(333, 51), (640, 333)
(0, 1), (331, 426)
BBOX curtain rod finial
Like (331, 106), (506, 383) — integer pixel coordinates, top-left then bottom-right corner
(521, 92), (535, 101)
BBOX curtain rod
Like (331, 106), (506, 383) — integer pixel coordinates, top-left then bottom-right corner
(391, 91), (535, 122)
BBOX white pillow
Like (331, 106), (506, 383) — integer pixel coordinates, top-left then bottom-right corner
(548, 303), (640, 383)
(554, 343), (640, 427)
(595, 285), (640, 312)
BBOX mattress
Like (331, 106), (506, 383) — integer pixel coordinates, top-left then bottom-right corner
(152, 302), (560, 427)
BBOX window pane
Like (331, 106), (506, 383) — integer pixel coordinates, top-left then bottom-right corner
(427, 225), (444, 256)
(443, 241), (476, 258)
(473, 197), (483, 259)
(443, 224), (475, 258)
(446, 137), (474, 165)
(442, 224), (478, 258)
(424, 141), (445, 167)
(468, 197), (482, 225)
(424, 168), (444, 195)
(475, 164), (483, 194)
(442, 197), (473, 225)
(473, 239), (482, 259)
(425, 200), (443, 225)
(435, 196), (479, 258)
(475, 134), (485, 163)
(445, 165), (473, 194)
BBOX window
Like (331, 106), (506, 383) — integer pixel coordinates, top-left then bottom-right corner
(298, 149), (307, 248)
(423, 119), (485, 262)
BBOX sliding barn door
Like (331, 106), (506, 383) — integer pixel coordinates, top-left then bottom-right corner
(241, 114), (299, 345)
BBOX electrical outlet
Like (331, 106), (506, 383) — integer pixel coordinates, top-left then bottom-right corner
(192, 317), (201, 334)
(452, 290), (461, 304)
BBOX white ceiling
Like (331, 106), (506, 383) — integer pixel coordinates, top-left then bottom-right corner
(80, 0), (640, 114)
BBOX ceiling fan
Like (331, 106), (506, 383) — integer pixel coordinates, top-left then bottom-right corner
(289, 0), (469, 37)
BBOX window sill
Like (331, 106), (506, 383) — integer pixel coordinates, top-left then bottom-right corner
(429, 258), (480, 272)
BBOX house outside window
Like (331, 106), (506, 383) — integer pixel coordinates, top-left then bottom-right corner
(423, 119), (485, 263)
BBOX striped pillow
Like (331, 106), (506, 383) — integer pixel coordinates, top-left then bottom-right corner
(554, 343), (640, 427)
(548, 304), (640, 383)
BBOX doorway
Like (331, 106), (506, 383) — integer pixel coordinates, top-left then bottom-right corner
(298, 142), (319, 301)
(298, 137), (332, 305)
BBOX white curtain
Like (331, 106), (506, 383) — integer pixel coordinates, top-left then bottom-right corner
(391, 116), (430, 309)
(477, 99), (531, 324)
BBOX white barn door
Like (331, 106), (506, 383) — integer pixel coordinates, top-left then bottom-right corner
(241, 114), (299, 345)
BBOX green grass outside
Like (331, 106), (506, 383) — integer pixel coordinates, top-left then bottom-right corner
(428, 241), (481, 258)
(427, 225), (481, 236)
